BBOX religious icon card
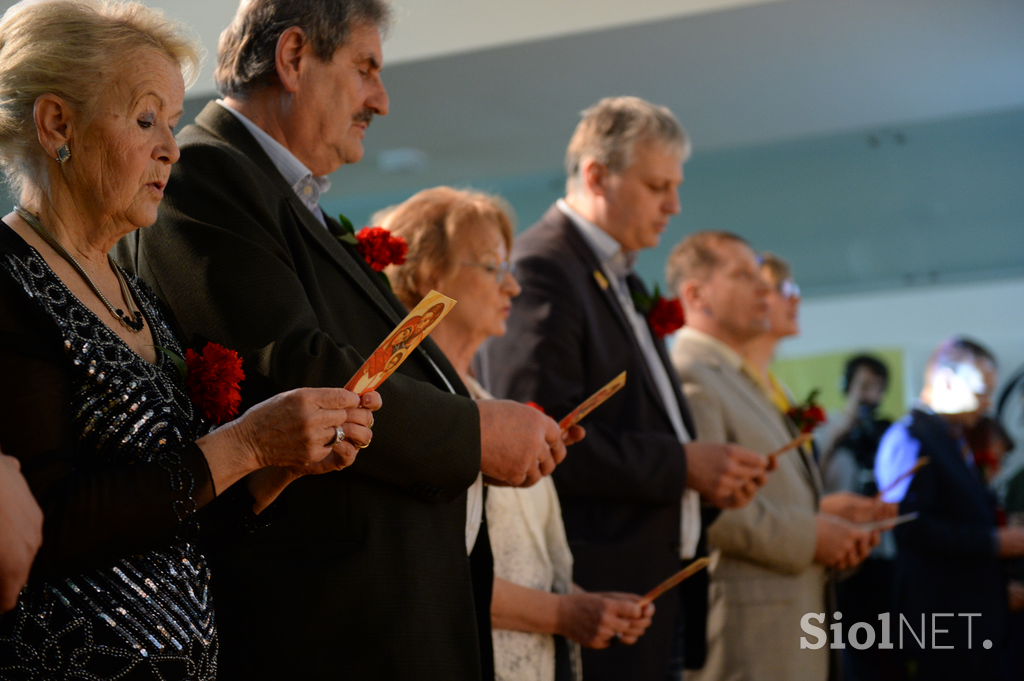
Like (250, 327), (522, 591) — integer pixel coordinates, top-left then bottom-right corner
(345, 290), (456, 395)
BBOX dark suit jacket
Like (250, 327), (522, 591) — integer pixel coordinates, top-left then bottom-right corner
(116, 102), (484, 680)
(477, 205), (697, 681)
(893, 410), (1007, 662)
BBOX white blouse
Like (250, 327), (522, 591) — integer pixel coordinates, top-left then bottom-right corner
(464, 376), (582, 681)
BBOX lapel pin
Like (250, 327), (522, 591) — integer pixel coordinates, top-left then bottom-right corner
(593, 270), (609, 291)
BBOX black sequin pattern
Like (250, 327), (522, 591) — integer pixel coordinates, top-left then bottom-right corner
(0, 248), (216, 680)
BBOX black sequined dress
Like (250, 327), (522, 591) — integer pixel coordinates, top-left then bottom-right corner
(0, 220), (219, 679)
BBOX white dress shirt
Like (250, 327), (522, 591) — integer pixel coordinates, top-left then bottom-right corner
(217, 100), (331, 227)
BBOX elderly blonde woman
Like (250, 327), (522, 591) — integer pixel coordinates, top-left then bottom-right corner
(0, 1), (378, 677)
(382, 187), (654, 681)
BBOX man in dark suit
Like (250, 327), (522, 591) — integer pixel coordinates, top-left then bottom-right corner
(477, 97), (770, 681)
(115, 1), (571, 679)
(876, 337), (1024, 680)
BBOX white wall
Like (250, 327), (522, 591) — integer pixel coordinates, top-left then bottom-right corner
(58, 0), (783, 99)
(778, 277), (1024, 408)
(383, 0), (781, 64)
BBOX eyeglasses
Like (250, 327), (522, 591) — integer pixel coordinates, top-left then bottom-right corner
(777, 279), (801, 300)
(462, 260), (516, 283)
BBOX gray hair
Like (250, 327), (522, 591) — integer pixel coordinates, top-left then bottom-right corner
(215, 0), (392, 99)
(565, 96), (689, 195)
(0, 0), (201, 194)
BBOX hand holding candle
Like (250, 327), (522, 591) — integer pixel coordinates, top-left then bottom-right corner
(766, 433), (813, 465)
(637, 557), (711, 608)
(558, 372), (626, 431)
(875, 457), (930, 499)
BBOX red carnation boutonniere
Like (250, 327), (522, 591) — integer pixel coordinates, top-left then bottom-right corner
(787, 389), (827, 434)
(973, 448), (1001, 480)
(159, 342), (245, 424)
(632, 283), (685, 339)
(337, 213), (407, 289)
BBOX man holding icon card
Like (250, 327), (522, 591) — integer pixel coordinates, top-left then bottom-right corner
(115, 1), (570, 678)
(479, 97), (770, 681)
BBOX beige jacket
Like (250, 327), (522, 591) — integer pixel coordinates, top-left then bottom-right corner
(671, 328), (828, 681)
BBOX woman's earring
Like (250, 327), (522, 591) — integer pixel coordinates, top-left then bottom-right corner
(56, 144), (71, 164)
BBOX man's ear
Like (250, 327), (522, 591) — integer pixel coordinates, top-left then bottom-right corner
(680, 279), (703, 312)
(276, 26), (309, 94)
(581, 158), (609, 198)
(33, 94), (72, 160)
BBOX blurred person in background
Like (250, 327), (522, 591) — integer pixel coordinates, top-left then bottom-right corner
(817, 354), (904, 680)
(965, 416), (1014, 484)
(750, 258), (899, 680)
(999, 416), (1024, 681)
(876, 337), (1024, 681)
(745, 253), (893, 537)
(819, 355), (893, 496)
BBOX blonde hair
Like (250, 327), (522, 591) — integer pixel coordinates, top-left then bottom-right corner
(565, 96), (689, 195)
(378, 187), (515, 310)
(0, 0), (201, 193)
(758, 251), (792, 288)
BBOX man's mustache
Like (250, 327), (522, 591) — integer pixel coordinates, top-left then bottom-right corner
(354, 108), (374, 125)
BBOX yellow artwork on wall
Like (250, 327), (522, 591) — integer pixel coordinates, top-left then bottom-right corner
(770, 348), (905, 421)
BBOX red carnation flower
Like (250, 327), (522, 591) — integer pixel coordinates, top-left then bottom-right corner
(973, 448), (1001, 478)
(356, 226), (408, 272)
(184, 343), (245, 424)
(787, 390), (827, 434)
(648, 297), (685, 339)
(631, 282), (684, 339)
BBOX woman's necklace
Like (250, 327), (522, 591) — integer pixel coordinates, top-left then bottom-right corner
(14, 205), (145, 333)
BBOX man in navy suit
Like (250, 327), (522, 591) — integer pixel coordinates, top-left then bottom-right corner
(478, 97), (771, 681)
(876, 337), (1024, 680)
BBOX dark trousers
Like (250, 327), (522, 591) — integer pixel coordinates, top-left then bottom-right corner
(838, 559), (907, 681)
(470, 510), (495, 681)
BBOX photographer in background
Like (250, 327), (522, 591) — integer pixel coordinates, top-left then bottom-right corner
(818, 355), (903, 681)
(819, 355), (892, 497)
